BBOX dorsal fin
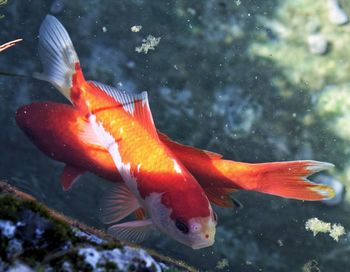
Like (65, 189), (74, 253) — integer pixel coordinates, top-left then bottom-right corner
(89, 81), (158, 139)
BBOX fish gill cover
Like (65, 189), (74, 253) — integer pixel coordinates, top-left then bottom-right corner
(0, 0), (350, 271)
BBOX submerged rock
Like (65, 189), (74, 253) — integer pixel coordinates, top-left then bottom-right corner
(0, 181), (194, 272)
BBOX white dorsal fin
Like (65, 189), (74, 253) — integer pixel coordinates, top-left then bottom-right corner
(108, 219), (154, 243)
(102, 183), (141, 225)
(90, 81), (144, 114)
(34, 15), (79, 102)
(89, 81), (158, 139)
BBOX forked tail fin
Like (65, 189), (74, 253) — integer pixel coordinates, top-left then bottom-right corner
(224, 160), (335, 201)
(34, 15), (79, 102)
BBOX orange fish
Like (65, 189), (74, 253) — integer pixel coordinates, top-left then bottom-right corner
(33, 15), (216, 249)
(17, 15), (335, 248)
(17, 102), (335, 204)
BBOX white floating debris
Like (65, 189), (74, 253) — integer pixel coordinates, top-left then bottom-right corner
(327, 0), (348, 25)
(307, 34), (328, 55)
(135, 35), (161, 54)
(102, 26), (107, 33)
(302, 260), (320, 272)
(216, 258), (229, 269)
(131, 25), (142, 32)
(277, 239), (284, 247)
(329, 224), (345, 241)
(305, 218), (331, 236)
(305, 217), (346, 241)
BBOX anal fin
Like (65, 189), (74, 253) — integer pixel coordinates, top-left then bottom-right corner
(108, 219), (154, 243)
(60, 164), (85, 191)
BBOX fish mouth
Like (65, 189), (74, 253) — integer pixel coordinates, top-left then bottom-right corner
(190, 239), (215, 250)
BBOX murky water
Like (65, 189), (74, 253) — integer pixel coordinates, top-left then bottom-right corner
(1, 1), (350, 271)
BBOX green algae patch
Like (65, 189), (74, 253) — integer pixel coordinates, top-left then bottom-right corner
(0, 181), (196, 271)
(305, 217), (346, 241)
(0, 0), (6, 19)
(302, 260), (320, 272)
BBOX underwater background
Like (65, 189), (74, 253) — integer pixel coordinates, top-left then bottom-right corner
(1, 0), (350, 271)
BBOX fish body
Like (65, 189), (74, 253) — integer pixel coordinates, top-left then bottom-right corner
(17, 101), (335, 205)
(33, 15), (216, 249)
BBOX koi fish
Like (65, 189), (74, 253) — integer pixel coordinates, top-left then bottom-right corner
(32, 15), (216, 249)
(0, 38), (22, 52)
(16, 101), (335, 206)
(16, 15), (335, 248)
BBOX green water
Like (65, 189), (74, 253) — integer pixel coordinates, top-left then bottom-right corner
(1, 0), (350, 271)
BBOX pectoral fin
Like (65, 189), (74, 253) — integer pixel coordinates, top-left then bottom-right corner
(102, 183), (141, 224)
(60, 164), (85, 191)
(108, 219), (154, 243)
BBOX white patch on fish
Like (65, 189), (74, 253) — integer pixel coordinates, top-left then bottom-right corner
(88, 114), (141, 199)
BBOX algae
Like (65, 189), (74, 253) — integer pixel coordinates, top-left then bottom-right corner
(0, 0), (7, 19)
(135, 35), (161, 54)
(302, 260), (320, 272)
(0, 183), (196, 271)
(305, 217), (346, 241)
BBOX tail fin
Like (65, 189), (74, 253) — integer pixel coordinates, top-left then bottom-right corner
(225, 160), (335, 201)
(34, 15), (79, 102)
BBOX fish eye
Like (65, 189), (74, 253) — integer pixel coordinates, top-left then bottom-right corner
(175, 219), (189, 234)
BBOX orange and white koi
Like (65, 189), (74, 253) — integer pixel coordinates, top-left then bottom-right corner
(33, 15), (216, 249)
(17, 101), (335, 205)
(15, 15), (335, 248)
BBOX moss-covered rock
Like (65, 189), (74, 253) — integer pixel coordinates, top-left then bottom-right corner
(0, 182), (195, 272)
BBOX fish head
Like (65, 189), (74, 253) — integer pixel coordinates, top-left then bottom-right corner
(145, 188), (217, 249)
